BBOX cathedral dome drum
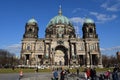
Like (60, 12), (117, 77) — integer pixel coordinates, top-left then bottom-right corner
(45, 6), (75, 38)
(48, 14), (71, 26)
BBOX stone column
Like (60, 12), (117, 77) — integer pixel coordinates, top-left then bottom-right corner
(87, 52), (90, 67)
(86, 43), (90, 67)
(97, 43), (103, 68)
(67, 47), (70, 66)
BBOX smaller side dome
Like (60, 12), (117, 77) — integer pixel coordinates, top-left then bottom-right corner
(27, 18), (37, 24)
(84, 18), (94, 24)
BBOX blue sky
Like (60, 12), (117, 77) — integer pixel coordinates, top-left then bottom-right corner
(0, 0), (120, 56)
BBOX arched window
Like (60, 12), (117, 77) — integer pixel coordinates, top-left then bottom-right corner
(27, 46), (30, 50)
(29, 28), (32, 32)
(89, 28), (93, 33)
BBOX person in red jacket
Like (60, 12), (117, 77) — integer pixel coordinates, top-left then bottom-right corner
(86, 68), (91, 80)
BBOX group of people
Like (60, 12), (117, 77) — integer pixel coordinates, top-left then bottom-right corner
(52, 67), (120, 80)
(84, 67), (96, 80)
(84, 67), (120, 80)
(99, 70), (111, 80)
(52, 68), (69, 80)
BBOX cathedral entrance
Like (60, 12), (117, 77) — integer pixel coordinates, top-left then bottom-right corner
(25, 54), (30, 65)
(54, 50), (64, 66)
(54, 46), (68, 66)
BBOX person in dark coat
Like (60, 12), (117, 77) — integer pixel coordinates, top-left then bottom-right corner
(112, 68), (119, 80)
(77, 68), (79, 76)
(35, 67), (38, 72)
(60, 70), (65, 80)
(90, 68), (96, 80)
(99, 74), (104, 80)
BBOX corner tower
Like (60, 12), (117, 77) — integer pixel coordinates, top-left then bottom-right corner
(23, 18), (39, 38)
(82, 18), (102, 68)
(82, 18), (98, 38)
(21, 18), (39, 65)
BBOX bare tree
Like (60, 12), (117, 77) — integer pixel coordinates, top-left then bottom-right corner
(102, 54), (118, 67)
(0, 49), (19, 68)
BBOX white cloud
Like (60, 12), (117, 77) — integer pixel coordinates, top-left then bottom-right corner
(101, 46), (120, 51)
(70, 17), (85, 25)
(72, 7), (118, 24)
(72, 8), (82, 13)
(90, 12), (117, 23)
(101, 0), (120, 12)
(4, 43), (21, 56)
(100, 46), (120, 55)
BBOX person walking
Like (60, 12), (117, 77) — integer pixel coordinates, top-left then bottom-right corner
(99, 74), (104, 80)
(19, 69), (23, 79)
(90, 68), (96, 80)
(105, 70), (110, 80)
(86, 68), (91, 80)
(112, 68), (119, 80)
(35, 67), (38, 73)
(76, 68), (79, 76)
(53, 69), (59, 80)
(60, 69), (65, 80)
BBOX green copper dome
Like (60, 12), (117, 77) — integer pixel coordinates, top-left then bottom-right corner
(47, 6), (72, 26)
(27, 18), (37, 24)
(49, 15), (70, 24)
(84, 18), (94, 23)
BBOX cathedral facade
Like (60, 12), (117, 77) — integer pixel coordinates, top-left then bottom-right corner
(21, 7), (102, 68)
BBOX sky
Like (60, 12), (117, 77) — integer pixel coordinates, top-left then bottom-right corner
(0, 0), (120, 57)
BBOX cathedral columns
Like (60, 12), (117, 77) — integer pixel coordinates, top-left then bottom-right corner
(97, 43), (103, 68)
(67, 47), (70, 66)
(86, 43), (90, 67)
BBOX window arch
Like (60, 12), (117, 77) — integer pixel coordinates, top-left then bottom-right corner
(89, 28), (93, 33)
(27, 45), (31, 50)
(29, 28), (32, 32)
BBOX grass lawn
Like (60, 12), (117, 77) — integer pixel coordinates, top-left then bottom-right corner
(0, 67), (114, 73)
(0, 68), (52, 73)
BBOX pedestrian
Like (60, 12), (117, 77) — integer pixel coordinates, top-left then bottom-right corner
(86, 68), (91, 80)
(105, 70), (110, 80)
(99, 74), (104, 80)
(90, 68), (96, 80)
(77, 68), (79, 76)
(35, 67), (38, 72)
(84, 70), (87, 80)
(12, 65), (15, 70)
(112, 68), (119, 80)
(53, 69), (59, 80)
(19, 69), (23, 79)
(60, 69), (65, 80)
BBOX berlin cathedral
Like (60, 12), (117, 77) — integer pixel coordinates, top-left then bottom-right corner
(21, 7), (103, 68)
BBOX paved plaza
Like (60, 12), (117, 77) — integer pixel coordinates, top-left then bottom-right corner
(0, 71), (119, 80)
(20, 72), (120, 80)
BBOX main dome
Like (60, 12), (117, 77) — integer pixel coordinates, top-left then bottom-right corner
(47, 6), (72, 27)
(45, 6), (76, 38)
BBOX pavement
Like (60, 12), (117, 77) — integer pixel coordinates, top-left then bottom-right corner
(20, 72), (52, 80)
(20, 72), (120, 80)
(20, 72), (97, 80)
